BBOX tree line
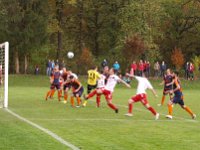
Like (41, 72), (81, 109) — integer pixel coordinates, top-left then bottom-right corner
(0, 0), (200, 75)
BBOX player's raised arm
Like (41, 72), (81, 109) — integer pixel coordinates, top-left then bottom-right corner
(118, 78), (131, 88)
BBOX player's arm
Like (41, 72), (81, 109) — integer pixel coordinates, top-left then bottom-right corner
(74, 80), (82, 92)
(118, 78), (131, 88)
(172, 79), (180, 93)
(150, 88), (158, 97)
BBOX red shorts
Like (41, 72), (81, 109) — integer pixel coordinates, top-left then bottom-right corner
(101, 89), (112, 101)
(131, 93), (148, 105)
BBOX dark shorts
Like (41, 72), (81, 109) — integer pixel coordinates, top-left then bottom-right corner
(172, 95), (184, 106)
(163, 86), (173, 95)
(64, 83), (71, 91)
(87, 84), (97, 94)
(50, 83), (60, 90)
(73, 86), (84, 97)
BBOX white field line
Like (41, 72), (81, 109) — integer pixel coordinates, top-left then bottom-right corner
(27, 118), (197, 123)
(5, 108), (80, 150)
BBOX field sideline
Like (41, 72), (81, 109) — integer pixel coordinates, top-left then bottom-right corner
(0, 75), (200, 150)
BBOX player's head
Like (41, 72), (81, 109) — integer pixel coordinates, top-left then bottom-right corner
(62, 67), (67, 72)
(166, 68), (171, 75)
(54, 65), (59, 71)
(109, 68), (114, 75)
(69, 75), (75, 81)
(103, 66), (109, 73)
(92, 66), (98, 70)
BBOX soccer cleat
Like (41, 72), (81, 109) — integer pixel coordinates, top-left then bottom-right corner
(157, 104), (162, 107)
(82, 101), (87, 107)
(166, 115), (173, 119)
(155, 113), (160, 120)
(83, 94), (88, 100)
(63, 100), (67, 104)
(192, 114), (196, 119)
(115, 109), (119, 113)
(124, 113), (133, 117)
(76, 105), (81, 108)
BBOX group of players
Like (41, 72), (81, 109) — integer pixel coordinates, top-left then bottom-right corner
(45, 65), (196, 120)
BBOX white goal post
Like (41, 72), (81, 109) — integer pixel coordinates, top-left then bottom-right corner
(0, 42), (9, 108)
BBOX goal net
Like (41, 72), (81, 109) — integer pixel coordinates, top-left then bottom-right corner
(0, 42), (9, 108)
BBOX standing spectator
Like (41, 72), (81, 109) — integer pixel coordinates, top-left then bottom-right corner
(101, 59), (108, 69)
(35, 65), (39, 75)
(130, 61), (137, 75)
(188, 62), (194, 80)
(138, 60), (144, 76)
(55, 59), (59, 68)
(113, 61), (120, 74)
(59, 60), (65, 70)
(146, 61), (151, 78)
(154, 61), (160, 78)
(185, 62), (190, 80)
(160, 61), (166, 77)
(46, 59), (52, 76)
(51, 60), (55, 70)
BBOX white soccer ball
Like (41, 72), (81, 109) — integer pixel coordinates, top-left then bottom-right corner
(67, 52), (74, 59)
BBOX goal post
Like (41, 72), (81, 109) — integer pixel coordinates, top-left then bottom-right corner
(0, 41), (9, 108)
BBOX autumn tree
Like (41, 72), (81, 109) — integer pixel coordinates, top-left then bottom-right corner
(77, 47), (94, 74)
(171, 47), (185, 71)
(123, 34), (146, 63)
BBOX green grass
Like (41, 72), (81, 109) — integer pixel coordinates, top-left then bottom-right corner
(1, 75), (200, 150)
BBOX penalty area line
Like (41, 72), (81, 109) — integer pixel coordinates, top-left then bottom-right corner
(5, 108), (80, 150)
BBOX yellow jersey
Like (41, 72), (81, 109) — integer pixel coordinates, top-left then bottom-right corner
(87, 70), (100, 85)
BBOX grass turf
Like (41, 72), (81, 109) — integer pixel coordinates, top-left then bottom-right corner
(0, 75), (200, 150)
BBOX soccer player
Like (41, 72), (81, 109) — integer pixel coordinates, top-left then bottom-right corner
(69, 75), (84, 107)
(45, 66), (62, 101)
(84, 68), (131, 113)
(125, 73), (160, 120)
(61, 67), (70, 103)
(166, 71), (196, 119)
(158, 69), (173, 106)
(83, 73), (106, 107)
(87, 66), (101, 94)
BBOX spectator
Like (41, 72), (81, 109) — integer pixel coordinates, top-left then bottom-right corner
(122, 74), (131, 84)
(35, 65), (39, 75)
(101, 59), (108, 69)
(185, 62), (190, 80)
(138, 60), (144, 76)
(113, 61), (120, 74)
(59, 60), (65, 70)
(154, 61), (160, 78)
(46, 59), (52, 76)
(160, 61), (167, 77)
(130, 61), (137, 75)
(188, 62), (194, 80)
(55, 59), (59, 68)
(51, 60), (55, 70)
(145, 61), (151, 78)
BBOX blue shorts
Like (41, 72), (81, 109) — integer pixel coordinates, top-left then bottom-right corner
(50, 83), (60, 90)
(172, 94), (184, 106)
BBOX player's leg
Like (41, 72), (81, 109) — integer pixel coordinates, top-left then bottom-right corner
(125, 95), (140, 116)
(140, 95), (159, 119)
(179, 97), (196, 119)
(96, 93), (101, 107)
(64, 85), (70, 103)
(83, 89), (98, 107)
(166, 99), (174, 119)
(103, 90), (118, 113)
(75, 87), (84, 107)
(46, 85), (55, 100)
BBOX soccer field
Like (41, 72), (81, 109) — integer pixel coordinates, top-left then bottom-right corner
(1, 75), (200, 150)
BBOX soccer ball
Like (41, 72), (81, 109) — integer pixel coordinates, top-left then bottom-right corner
(67, 52), (74, 59)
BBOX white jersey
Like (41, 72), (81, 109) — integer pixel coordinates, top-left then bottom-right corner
(71, 73), (78, 79)
(97, 74), (106, 88)
(105, 74), (120, 92)
(135, 76), (153, 94)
